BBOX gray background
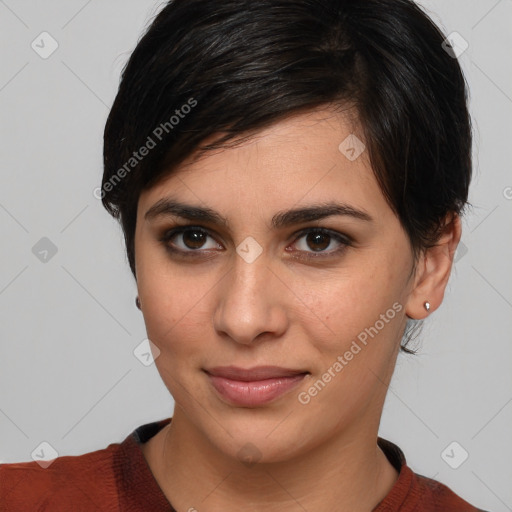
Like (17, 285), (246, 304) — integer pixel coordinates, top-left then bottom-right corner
(0, 1), (510, 510)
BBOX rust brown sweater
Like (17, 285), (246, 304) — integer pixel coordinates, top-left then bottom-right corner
(0, 418), (489, 511)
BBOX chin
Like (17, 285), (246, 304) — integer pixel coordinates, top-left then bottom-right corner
(197, 410), (312, 465)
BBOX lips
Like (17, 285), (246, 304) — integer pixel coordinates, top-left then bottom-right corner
(205, 365), (308, 381)
(204, 366), (309, 406)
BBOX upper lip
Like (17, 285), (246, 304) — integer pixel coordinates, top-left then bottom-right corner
(204, 366), (309, 381)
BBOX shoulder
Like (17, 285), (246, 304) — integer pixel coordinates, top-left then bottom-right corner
(376, 437), (490, 512)
(413, 473), (490, 512)
(0, 440), (124, 511)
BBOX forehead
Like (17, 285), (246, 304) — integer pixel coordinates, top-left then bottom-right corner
(180, 107), (363, 170)
(137, 107), (384, 218)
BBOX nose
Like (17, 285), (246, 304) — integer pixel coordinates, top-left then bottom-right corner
(213, 254), (289, 346)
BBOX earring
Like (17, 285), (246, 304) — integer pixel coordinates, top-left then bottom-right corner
(135, 296), (141, 310)
(424, 301), (431, 312)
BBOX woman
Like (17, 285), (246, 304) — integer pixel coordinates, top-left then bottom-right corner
(0, 0), (490, 510)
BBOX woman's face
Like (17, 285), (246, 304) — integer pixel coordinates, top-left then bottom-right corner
(134, 108), (417, 463)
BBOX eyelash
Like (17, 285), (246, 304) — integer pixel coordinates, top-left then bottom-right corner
(158, 225), (352, 261)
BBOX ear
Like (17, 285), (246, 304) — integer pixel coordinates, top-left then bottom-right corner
(405, 213), (462, 320)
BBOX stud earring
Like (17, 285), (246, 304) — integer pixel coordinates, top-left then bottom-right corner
(135, 296), (141, 310)
(424, 301), (430, 312)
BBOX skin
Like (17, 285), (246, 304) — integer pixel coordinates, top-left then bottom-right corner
(134, 107), (461, 511)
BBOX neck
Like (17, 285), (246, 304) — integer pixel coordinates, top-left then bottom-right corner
(143, 409), (399, 512)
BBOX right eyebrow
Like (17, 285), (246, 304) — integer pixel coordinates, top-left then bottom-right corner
(144, 198), (229, 227)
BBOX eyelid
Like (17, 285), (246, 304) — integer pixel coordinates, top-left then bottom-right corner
(291, 226), (352, 245)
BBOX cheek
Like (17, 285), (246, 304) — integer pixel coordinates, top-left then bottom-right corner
(298, 260), (404, 352)
(141, 283), (210, 403)
(295, 267), (405, 420)
(139, 267), (217, 359)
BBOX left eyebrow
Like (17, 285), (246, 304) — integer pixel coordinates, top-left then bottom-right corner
(144, 197), (373, 228)
(271, 202), (373, 228)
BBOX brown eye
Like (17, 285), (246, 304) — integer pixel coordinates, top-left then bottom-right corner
(182, 229), (207, 249)
(305, 232), (331, 252)
(290, 228), (351, 257)
(161, 227), (222, 253)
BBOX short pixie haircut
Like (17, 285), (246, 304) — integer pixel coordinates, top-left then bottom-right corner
(102, 0), (472, 349)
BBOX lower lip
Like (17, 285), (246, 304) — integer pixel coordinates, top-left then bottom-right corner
(206, 373), (307, 406)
